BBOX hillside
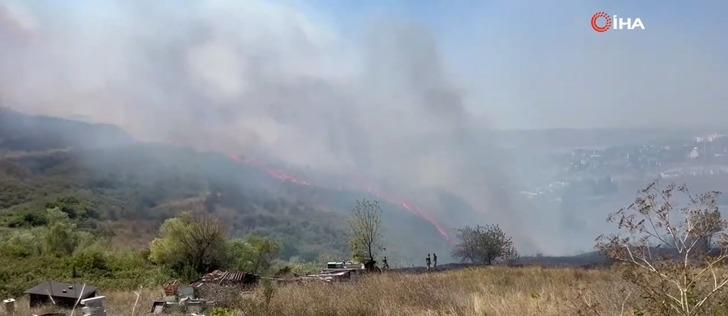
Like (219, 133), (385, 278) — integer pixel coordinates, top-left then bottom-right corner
(0, 109), (450, 263)
(0, 108), (134, 152)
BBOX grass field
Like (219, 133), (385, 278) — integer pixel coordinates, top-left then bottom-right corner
(10, 266), (641, 316)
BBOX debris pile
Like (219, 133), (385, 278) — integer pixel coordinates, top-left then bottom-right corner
(192, 270), (259, 288)
(152, 270), (259, 314)
(279, 261), (368, 284)
(151, 285), (207, 315)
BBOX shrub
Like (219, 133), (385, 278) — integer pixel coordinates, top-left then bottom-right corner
(597, 182), (728, 315)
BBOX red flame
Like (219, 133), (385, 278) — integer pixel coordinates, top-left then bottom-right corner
(227, 154), (312, 186)
(363, 187), (450, 241)
(226, 154), (450, 241)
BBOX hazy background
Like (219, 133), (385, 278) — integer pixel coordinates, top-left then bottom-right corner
(1, 0), (727, 255)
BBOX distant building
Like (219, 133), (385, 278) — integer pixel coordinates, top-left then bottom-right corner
(25, 281), (97, 308)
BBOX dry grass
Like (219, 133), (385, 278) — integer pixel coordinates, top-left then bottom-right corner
(6, 267), (639, 316)
(268, 267), (631, 316)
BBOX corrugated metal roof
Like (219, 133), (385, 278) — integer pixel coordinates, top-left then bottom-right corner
(25, 281), (97, 299)
(193, 270), (258, 287)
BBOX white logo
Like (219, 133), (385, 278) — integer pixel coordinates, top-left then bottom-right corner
(591, 12), (645, 33)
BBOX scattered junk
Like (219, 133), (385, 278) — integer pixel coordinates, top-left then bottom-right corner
(25, 281), (97, 309)
(313, 261), (366, 282)
(305, 269), (361, 282)
(153, 280), (210, 314)
(151, 270), (261, 314)
(3, 298), (15, 315)
(151, 280), (210, 314)
(150, 301), (167, 314)
(326, 261), (353, 269)
(192, 270), (259, 288)
(80, 296), (107, 316)
(363, 259), (382, 272)
(178, 286), (196, 300)
(277, 261), (368, 284)
(163, 280), (180, 299)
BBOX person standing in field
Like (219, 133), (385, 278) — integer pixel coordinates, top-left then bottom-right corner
(433, 253), (438, 268)
(426, 253), (431, 270)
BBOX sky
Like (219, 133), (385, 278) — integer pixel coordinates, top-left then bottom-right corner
(1, 1), (727, 254)
(2, 1), (727, 130)
(305, 0), (728, 129)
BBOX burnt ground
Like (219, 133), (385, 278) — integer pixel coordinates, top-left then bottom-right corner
(389, 252), (609, 274)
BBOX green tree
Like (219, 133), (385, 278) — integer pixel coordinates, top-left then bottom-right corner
(149, 213), (228, 277)
(0, 229), (43, 257)
(44, 207), (80, 256)
(229, 236), (280, 275)
(347, 199), (383, 262)
(452, 224), (515, 265)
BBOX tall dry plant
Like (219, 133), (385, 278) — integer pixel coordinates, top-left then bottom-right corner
(596, 182), (728, 315)
(348, 199), (383, 262)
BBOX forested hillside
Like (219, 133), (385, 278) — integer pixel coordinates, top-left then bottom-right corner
(0, 109), (449, 263)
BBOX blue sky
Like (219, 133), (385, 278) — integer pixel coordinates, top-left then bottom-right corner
(284, 0), (728, 129)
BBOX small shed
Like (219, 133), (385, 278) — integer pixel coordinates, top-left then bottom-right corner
(25, 281), (97, 308)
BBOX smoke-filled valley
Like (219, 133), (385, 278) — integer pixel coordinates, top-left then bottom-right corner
(3, 2), (728, 314)
(4, 107), (728, 261)
(3, 1), (728, 256)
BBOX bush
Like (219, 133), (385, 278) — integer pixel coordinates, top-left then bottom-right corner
(209, 308), (235, 316)
(597, 182), (728, 315)
(452, 224), (516, 265)
(149, 213), (228, 277)
(228, 236), (280, 275)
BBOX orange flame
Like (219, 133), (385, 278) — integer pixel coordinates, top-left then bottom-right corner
(226, 154), (450, 241)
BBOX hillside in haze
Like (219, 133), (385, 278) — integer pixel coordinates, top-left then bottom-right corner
(0, 109), (450, 265)
(4, 108), (728, 258)
(0, 107), (134, 151)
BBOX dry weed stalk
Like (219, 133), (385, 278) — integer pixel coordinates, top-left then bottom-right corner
(597, 182), (728, 315)
(70, 283), (86, 316)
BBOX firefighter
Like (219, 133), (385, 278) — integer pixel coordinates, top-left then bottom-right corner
(426, 253), (431, 270)
(433, 253), (438, 268)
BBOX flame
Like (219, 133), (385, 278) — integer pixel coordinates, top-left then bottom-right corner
(227, 154), (312, 186)
(226, 154), (450, 241)
(364, 187), (450, 241)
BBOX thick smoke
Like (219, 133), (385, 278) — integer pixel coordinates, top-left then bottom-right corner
(0, 1), (541, 252)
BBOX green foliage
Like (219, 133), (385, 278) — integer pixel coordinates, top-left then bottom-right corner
(45, 196), (99, 220)
(0, 243), (169, 297)
(72, 247), (112, 277)
(0, 144), (354, 261)
(229, 236), (281, 275)
(209, 308), (235, 316)
(5, 212), (48, 227)
(0, 228), (43, 257)
(44, 207), (81, 256)
(0, 207), (170, 297)
(149, 213), (228, 278)
(347, 199), (383, 262)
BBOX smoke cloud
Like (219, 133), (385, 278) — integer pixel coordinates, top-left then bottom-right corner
(5, 1), (724, 255)
(0, 1), (529, 250)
